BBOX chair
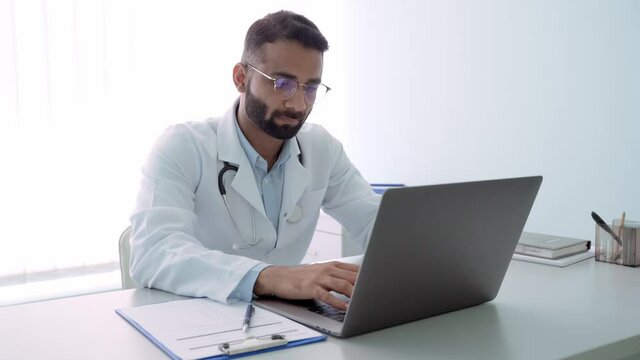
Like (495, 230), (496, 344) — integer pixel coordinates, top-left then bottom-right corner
(118, 226), (137, 289)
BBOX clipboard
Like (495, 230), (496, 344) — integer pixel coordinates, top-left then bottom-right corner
(116, 298), (326, 359)
(218, 334), (287, 355)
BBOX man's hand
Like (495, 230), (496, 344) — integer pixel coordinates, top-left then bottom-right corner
(253, 261), (359, 311)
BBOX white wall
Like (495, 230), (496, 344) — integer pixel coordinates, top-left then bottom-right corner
(343, 0), (640, 240)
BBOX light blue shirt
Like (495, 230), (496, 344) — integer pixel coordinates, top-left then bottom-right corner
(236, 125), (291, 232)
(229, 115), (297, 301)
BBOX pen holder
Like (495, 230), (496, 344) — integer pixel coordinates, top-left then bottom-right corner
(594, 220), (640, 267)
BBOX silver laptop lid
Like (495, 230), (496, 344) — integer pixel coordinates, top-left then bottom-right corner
(341, 176), (542, 337)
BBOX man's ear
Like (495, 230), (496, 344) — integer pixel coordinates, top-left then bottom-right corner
(232, 63), (247, 92)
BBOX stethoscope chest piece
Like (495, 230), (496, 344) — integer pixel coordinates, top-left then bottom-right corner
(286, 204), (303, 223)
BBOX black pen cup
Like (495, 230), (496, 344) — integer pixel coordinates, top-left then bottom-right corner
(594, 220), (640, 267)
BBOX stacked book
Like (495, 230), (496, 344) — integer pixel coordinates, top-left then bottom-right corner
(513, 232), (593, 267)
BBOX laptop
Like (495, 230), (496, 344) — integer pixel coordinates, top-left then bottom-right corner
(254, 176), (542, 337)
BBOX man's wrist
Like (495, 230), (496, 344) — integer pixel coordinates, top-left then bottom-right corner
(253, 266), (279, 296)
(229, 263), (270, 302)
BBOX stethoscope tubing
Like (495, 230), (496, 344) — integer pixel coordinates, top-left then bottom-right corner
(218, 138), (303, 249)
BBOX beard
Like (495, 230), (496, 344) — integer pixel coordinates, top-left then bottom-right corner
(244, 86), (308, 140)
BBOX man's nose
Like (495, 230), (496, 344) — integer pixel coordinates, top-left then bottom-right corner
(285, 87), (307, 112)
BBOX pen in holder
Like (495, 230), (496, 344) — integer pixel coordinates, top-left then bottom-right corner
(595, 219), (640, 267)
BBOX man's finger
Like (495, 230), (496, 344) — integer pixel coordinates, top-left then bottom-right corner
(317, 289), (349, 311)
(328, 268), (358, 286)
(324, 277), (355, 298)
(331, 261), (360, 273)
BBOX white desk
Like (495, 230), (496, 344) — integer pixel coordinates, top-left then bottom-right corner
(2, 259), (640, 360)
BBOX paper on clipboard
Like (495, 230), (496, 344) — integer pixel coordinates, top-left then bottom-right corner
(116, 298), (325, 359)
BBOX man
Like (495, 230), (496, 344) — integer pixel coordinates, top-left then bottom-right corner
(130, 10), (379, 311)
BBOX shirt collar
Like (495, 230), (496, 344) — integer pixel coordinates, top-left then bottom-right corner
(233, 111), (295, 171)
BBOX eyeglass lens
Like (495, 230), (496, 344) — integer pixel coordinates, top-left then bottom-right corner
(273, 78), (327, 103)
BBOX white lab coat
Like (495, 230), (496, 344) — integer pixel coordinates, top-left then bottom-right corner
(129, 101), (380, 303)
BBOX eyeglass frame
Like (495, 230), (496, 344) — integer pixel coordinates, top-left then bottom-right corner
(243, 62), (331, 104)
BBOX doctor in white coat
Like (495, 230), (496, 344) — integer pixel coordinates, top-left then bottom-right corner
(129, 11), (380, 311)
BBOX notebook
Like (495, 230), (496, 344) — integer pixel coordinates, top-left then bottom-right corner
(255, 176), (543, 337)
(515, 232), (591, 259)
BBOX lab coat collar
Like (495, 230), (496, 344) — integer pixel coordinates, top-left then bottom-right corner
(281, 144), (309, 224)
(217, 100), (266, 218)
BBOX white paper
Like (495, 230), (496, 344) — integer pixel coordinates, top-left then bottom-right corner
(118, 298), (323, 360)
(512, 250), (594, 267)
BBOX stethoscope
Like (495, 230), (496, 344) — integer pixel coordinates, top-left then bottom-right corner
(218, 139), (304, 249)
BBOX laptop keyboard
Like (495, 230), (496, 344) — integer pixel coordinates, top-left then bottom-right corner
(308, 303), (346, 322)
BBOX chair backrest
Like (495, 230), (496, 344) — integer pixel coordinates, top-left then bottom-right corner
(118, 226), (137, 289)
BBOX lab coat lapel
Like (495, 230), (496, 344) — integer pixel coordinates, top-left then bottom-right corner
(216, 103), (266, 218)
(281, 141), (310, 223)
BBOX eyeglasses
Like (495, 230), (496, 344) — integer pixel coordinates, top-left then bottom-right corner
(244, 63), (331, 104)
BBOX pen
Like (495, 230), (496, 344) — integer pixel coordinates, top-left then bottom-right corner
(591, 211), (623, 246)
(242, 303), (254, 333)
(618, 211), (626, 240)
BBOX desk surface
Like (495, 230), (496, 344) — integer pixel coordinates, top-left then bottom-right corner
(2, 259), (640, 360)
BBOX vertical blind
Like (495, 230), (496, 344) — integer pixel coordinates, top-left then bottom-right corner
(0, 0), (346, 284)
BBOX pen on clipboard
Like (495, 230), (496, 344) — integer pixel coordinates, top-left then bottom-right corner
(242, 303), (254, 332)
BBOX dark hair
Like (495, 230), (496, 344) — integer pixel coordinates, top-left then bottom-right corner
(242, 10), (329, 63)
